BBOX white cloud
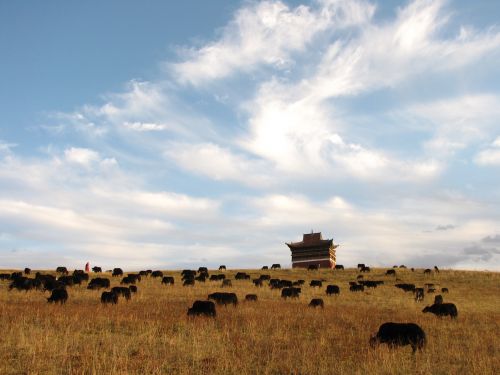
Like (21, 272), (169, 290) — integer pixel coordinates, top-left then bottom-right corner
(474, 138), (500, 166)
(123, 122), (168, 131)
(165, 142), (273, 187)
(173, 0), (375, 85)
(64, 147), (100, 166)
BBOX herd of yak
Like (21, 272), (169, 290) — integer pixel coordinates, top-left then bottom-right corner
(0, 263), (458, 354)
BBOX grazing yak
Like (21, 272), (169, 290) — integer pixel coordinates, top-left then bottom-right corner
(259, 274), (271, 281)
(151, 271), (163, 278)
(370, 322), (426, 353)
(309, 298), (324, 308)
(359, 281), (376, 289)
(334, 265), (344, 270)
(101, 291), (118, 304)
(414, 288), (424, 302)
(424, 268), (432, 275)
(441, 287), (449, 293)
(281, 287), (301, 298)
(271, 264), (281, 270)
(9, 277), (35, 292)
(188, 300), (216, 317)
(129, 285), (138, 293)
(360, 266), (371, 273)
(112, 268), (123, 277)
(310, 280), (323, 288)
(219, 265), (226, 271)
(47, 288), (68, 304)
(245, 294), (258, 302)
(112, 286), (131, 300)
(198, 267), (208, 273)
(253, 279), (263, 287)
(350, 284), (364, 292)
(162, 276), (175, 285)
(261, 266), (269, 270)
(386, 269), (396, 276)
(183, 279), (195, 287)
(92, 266), (102, 273)
(357, 264), (365, 270)
(120, 276), (136, 285)
(423, 303), (458, 318)
(56, 267), (68, 275)
(395, 283), (416, 293)
(434, 266), (440, 273)
(434, 295), (443, 304)
(326, 285), (340, 295)
(235, 272), (250, 280)
(87, 277), (110, 290)
(24, 268), (31, 275)
(208, 292), (238, 306)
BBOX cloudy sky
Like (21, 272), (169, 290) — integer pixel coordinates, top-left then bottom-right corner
(1, 0), (499, 270)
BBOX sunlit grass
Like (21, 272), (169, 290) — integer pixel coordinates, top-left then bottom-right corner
(0, 268), (498, 374)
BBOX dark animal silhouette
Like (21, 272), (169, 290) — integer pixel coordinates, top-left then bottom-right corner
(357, 264), (365, 269)
(424, 269), (432, 275)
(56, 267), (68, 275)
(245, 294), (258, 302)
(198, 267), (208, 273)
(370, 322), (426, 353)
(219, 265), (226, 271)
(386, 269), (396, 276)
(414, 288), (424, 302)
(423, 303), (457, 318)
(101, 291), (118, 304)
(395, 283), (415, 292)
(151, 270), (163, 278)
(281, 287), (301, 298)
(183, 279), (195, 287)
(261, 266), (268, 270)
(24, 268), (31, 275)
(309, 298), (324, 308)
(310, 280), (322, 288)
(253, 279), (263, 287)
(235, 272), (250, 280)
(129, 285), (137, 293)
(208, 292), (238, 306)
(162, 276), (174, 285)
(47, 288), (68, 304)
(441, 288), (449, 293)
(87, 277), (110, 290)
(326, 285), (340, 295)
(112, 286), (131, 300)
(434, 295), (443, 304)
(350, 284), (364, 292)
(334, 265), (344, 270)
(112, 268), (123, 277)
(271, 264), (281, 270)
(92, 266), (102, 273)
(188, 300), (216, 317)
(434, 266), (440, 273)
(360, 266), (370, 273)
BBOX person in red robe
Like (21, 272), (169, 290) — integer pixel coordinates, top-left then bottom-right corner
(85, 262), (90, 272)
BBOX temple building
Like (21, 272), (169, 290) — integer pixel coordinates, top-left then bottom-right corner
(286, 232), (338, 269)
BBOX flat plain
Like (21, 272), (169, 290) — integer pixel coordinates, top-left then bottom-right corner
(0, 267), (499, 375)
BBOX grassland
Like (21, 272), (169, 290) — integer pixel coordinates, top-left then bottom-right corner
(0, 267), (499, 375)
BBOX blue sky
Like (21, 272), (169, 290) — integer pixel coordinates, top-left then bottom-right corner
(1, 0), (499, 270)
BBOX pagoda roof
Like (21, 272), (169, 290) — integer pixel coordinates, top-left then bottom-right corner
(286, 232), (338, 249)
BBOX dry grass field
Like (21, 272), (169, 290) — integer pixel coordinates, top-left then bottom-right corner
(0, 267), (499, 375)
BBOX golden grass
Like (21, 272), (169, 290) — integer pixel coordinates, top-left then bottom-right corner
(0, 268), (499, 374)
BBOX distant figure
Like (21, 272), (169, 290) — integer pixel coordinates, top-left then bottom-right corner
(85, 262), (90, 273)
